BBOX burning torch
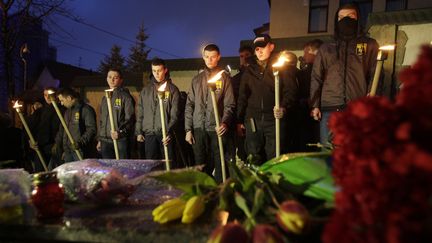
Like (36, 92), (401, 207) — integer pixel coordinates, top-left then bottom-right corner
(13, 101), (48, 171)
(105, 89), (119, 160)
(370, 45), (395, 96)
(208, 70), (227, 182)
(272, 52), (289, 157)
(157, 82), (171, 171)
(47, 90), (83, 160)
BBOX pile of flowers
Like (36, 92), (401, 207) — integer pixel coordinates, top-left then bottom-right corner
(323, 45), (432, 243)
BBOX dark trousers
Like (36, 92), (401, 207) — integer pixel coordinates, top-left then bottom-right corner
(101, 139), (129, 159)
(298, 106), (320, 152)
(144, 134), (176, 168)
(192, 128), (227, 183)
(245, 118), (287, 164)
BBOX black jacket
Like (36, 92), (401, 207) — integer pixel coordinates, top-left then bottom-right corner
(185, 67), (235, 131)
(237, 54), (299, 124)
(99, 87), (135, 142)
(135, 77), (180, 136)
(28, 103), (60, 153)
(55, 100), (97, 154)
(310, 5), (379, 110)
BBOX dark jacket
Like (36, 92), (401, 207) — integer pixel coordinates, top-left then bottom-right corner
(135, 77), (180, 136)
(28, 103), (60, 153)
(185, 67), (235, 131)
(55, 100), (97, 154)
(237, 54), (299, 124)
(310, 5), (379, 110)
(99, 87), (135, 142)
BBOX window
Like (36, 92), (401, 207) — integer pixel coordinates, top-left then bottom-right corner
(340, 0), (373, 28)
(308, 0), (329, 33)
(386, 0), (407, 11)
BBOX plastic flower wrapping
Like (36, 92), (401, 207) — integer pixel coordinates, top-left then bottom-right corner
(323, 45), (432, 243)
(54, 159), (163, 203)
(0, 169), (31, 221)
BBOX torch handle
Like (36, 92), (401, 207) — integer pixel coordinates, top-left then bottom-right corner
(370, 59), (383, 97)
(274, 73), (281, 157)
(158, 96), (170, 171)
(17, 112), (48, 171)
(51, 100), (83, 160)
(105, 96), (120, 160)
(210, 90), (226, 182)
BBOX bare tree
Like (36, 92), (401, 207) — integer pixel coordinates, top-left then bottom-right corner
(127, 23), (150, 73)
(0, 0), (71, 111)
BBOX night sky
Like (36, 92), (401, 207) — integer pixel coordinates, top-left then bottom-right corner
(50, 0), (270, 71)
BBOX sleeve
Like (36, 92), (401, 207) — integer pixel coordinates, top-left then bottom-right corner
(134, 91), (144, 136)
(280, 66), (299, 110)
(167, 85), (180, 134)
(118, 93), (135, 138)
(77, 105), (97, 147)
(184, 79), (195, 131)
(220, 73), (236, 126)
(98, 97), (105, 140)
(237, 71), (250, 124)
(310, 47), (325, 108)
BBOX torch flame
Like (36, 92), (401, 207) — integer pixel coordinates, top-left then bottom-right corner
(47, 89), (55, 95)
(272, 52), (290, 68)
(158, 82), (167, 92)
(379, 45), (395, 51)
(105, 88), (114, 92)
(13, 100), (22, 109)
(208, 70), (225, 84)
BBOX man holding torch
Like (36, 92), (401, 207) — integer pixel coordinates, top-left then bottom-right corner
(97, 69), (135, 159)
(237, 35), (298, 164)
(135, 58), (180, 168)
(54, 88), (97, 163)
(310, 3), (379, 145)
(185, 44), (235, 183)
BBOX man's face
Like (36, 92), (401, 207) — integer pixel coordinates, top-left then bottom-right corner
(255, 43), (274, 61)
(303, 46), (318, 64)
(203, 50), (221, 69)
(43, 90), (51, 104)
(239, 50), (252, 66)
(338, 8), (358, 21)
(58, 94), (74, 108)
(152, 65), (168, 82)
(107, 70), (123, 89)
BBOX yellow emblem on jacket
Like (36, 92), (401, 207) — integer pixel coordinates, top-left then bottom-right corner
(356, 43), (367, 56)
(216, 80), (222, 90)
(115, 98), (122, 107)
(74, 112), (80, 121)
(164, 91), (170, 100)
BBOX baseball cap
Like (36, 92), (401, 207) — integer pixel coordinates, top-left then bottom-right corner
(253, 34), (272, 48)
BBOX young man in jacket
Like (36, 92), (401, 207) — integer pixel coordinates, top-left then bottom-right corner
(97, 69), (135, 159)
(237, 35), (298, 163)
(55, 87), (97, 163)
(310, 3), (379, 145)
(184, 44), (235, 183)
(135, 58), (180, 167)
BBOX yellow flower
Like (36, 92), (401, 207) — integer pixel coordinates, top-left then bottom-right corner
(181, 195), (205, 224)
(276, 200), (309, 234)
(152, 198), (186, 224)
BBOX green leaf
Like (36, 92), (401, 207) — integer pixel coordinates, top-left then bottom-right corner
(234, 192), (252, 218)
(152, 170), (217, 194)
(259, 152), (336, 203)
(251, 188), (265, 216)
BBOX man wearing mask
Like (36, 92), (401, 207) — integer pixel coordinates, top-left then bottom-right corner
(135, 58), (180, 167)
(185, 44), (235, 183)
(237, 35), (298, 163)
(310, 4), (379, 145)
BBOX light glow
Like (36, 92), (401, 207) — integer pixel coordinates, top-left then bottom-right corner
(208, 70), (225, 84)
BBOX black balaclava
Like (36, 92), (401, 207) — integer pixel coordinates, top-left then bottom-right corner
(337, 16), (358, 40)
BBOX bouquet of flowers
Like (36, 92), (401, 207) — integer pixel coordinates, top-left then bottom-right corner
(323, 45), (432, 243)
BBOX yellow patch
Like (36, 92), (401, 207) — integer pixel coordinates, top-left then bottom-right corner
(216, 80), (222, 90)
(164, 91), (170, 99)
(74, 112), (80, 121)
(115, 98), (121, 106)
(356, 43), (367, 56)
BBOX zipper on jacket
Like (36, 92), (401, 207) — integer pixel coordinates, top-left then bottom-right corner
(343, 41), (349, 105)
